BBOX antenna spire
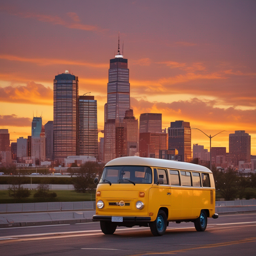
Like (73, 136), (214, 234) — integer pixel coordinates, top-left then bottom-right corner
(118, 32), (120, 55)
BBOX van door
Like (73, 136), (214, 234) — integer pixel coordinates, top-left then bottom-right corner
(148, 169), (171, 219)
(168, 170), (183, 220)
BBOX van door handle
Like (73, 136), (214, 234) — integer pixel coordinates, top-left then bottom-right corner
(167, 192), (171, 195)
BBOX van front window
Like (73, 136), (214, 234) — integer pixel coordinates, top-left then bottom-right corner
(100, 166), (152, 184)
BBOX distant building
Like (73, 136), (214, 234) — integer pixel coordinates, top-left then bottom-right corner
(229, 130), (251, 165)
(0, 129), (10, 151)
(11, 142), (17, 160)
(53, 71), (78, 162)
(139, 132), (167, 158)
(78, 95), (98, 159)
(123, 109), (139, 156)
(64, 155), (96, 167)
(139, 113), (162, 133)
(168, 121), (191, 162)
(193, 144), (210, 161)
(116, 122), (127, 157)
(45, 121), (53, 160)
(159, 149), (178, 160)
(104, 119), (116, 163)
(211, 147), (226, 165)
(17, 137), (27, 160)
(27, 136), (31, 157)
(98, 137), (104, 162)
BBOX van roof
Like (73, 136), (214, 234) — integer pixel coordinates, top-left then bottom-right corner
(105, 156), (212, 173)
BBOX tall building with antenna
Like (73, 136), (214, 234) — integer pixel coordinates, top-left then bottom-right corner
(104, 36), (131, 162)
(106, 36), (130, 121)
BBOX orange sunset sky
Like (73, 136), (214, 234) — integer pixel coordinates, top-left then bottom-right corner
(0, 0), (255, 155)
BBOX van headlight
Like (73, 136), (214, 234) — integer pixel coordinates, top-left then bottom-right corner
(97, 200), (104, 209)
(136, 201), (144, 210)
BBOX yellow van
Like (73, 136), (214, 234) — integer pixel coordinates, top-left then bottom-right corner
(93, 156), (218, 236)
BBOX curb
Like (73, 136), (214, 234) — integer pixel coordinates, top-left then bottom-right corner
(0, 218), (93, 228)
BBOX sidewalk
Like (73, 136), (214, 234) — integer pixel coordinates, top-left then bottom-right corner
(0, 205), (256, 228)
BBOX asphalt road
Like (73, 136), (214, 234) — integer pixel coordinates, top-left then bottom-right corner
(0, 213), (255, 256)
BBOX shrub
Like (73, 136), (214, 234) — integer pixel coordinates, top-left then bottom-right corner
(8, 186), (31, 199)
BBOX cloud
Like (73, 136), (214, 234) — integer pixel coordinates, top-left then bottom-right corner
(0, 82), (52, 105)
(0, 7), (100, 32)
(131, 58), (152, 66)
(0, 115), (31, 127)
(131, 97), (256, 133)
(157, 61), (186, 69)
(67, 12), (80, 23)
(0, 54), (108, 68)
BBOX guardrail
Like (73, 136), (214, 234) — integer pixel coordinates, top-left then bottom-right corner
(0, 184), (74, 190)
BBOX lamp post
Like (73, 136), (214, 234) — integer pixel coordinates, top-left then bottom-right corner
(192, 128), (225, 170)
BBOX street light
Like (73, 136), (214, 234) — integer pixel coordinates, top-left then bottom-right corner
(192, 128), (225, 170)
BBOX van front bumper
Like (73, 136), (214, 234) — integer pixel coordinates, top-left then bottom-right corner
(92, 215), (151, 222)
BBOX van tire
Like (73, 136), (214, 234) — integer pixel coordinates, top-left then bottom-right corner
(149, 210), (167, 236)
(194, 210), (207, 231)
(100, 221), (117, 235)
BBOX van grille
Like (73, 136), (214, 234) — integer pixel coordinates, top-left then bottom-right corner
(109, 202), (130, 206)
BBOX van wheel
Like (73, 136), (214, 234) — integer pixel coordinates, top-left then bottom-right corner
(194, 210), (207, 231)
(149, 210), (167, 236)
(100, 221), (117, 235)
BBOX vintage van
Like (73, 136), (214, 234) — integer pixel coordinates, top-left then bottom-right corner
(93, 156), (218, 236)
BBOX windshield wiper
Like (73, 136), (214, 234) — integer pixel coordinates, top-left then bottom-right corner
(118, 179), (135, 186)
(103, 179), (112, 186)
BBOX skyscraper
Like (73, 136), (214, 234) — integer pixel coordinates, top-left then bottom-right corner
(78, 95), (98, 159)
(139, 113), (162, 133)
(31, 117), (42, 137)
(53, 71), (78, 162)
(104, 38), (130, 162)
(45, 121), (53, 160)
(105, 39), (130, 121)
(31, 117), (45, 164)
(168, 120), (191, 162)
(229, 130), (251, 165)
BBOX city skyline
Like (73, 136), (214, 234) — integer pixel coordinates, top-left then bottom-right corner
(0, 1), (256, 154)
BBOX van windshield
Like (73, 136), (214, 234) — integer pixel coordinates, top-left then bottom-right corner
(100, 166), (152, 185)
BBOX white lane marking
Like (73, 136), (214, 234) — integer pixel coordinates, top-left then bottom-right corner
(0, 224), (70, 230)
(75, 222), (95, 225)
(216, 221), (256, 226)
(0, 237), (14, 241)
(81, 248), (119, 251)
(0, 227), (148, 240)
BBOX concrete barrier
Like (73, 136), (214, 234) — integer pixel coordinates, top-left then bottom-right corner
(0, 199), (255, 214)
(0, 184), (74, 190)
(0, 201), (95, 213)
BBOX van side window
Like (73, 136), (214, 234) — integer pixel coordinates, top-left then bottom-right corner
(180, 171), (192, 186)
(202, 173), (210, 187)
(169, 170), (180, 186)
(192, 172), (201, 187)
(157, 169), (168, 185)
(154, 169), (158, 184)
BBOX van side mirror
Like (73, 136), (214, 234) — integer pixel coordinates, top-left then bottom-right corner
(94, 177), (99, 184)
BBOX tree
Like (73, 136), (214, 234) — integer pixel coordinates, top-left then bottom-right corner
(8, 173), (31, 200)
(72, 162), (104, 193)
(217, 167), (239, 200)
